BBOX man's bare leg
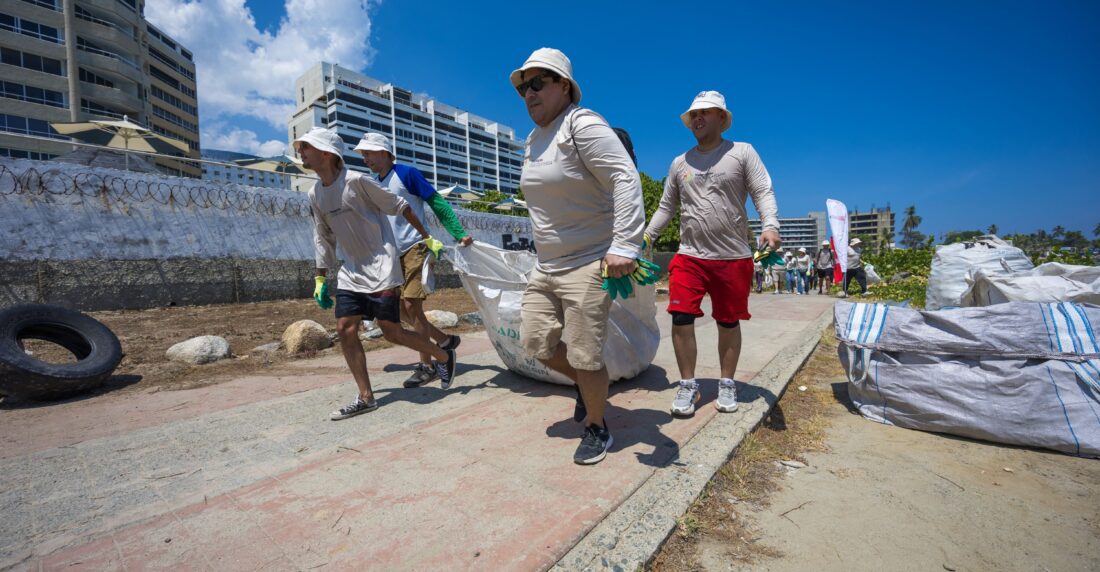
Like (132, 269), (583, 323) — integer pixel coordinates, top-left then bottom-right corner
(539, 343), (608, 428)
(402, 298), (448, 365)
(718, 324), (742, 380)
(671, 324), (698, 380)
(336, 315), (373, 401)
(377, 319), (448, 362)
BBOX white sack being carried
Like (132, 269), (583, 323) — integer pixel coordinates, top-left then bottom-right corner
(864, 263), (881, 285)
(448, 242), (659, 384)
(959, 262), (1100, 307)
(925, 235), (1033, 310)
(836, 301), (1100, 457)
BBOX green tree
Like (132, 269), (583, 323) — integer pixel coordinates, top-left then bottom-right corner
(1052, 225), (1065, 239)
(462, 190), (519, 215)
(1093, 222), (1099, 237)
(987, 224), (998, 236)
(640, 172), (680, 251)
(942, 230), (984, 245)
(901, 205), (925, 249)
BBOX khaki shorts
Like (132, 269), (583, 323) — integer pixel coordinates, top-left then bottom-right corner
(400, 243), (429, 300)
(520, 259), (611, 371)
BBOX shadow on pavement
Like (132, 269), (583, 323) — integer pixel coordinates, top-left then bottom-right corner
(0, 374), (143, 410)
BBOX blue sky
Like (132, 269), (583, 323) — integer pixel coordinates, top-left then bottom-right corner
(189, 0), (1099, 240)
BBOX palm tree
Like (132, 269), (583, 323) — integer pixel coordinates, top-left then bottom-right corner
(987, 224), (998, 236)
(1052, 225), (1065, 239)
(901, 205), (923, 249)
(1093, 222), (1099, 237)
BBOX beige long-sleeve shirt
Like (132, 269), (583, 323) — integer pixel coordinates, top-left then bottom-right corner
(645, 140), (779, 260)
(520, 104), (645, 273)
(310, 169), (409, 294)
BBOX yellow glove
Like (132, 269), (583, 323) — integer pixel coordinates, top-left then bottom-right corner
(424, 236), (444, 260)
(313, 276), (333, 309)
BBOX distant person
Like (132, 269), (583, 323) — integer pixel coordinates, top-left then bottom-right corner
(794, 247), (811, 294)
(815, 240), (835, 294)
(296, 127), (456, 420)
(511, 47), (647, 465)
(784, 250), (797, 293)
(772, 248), (786, 294)
(842, 237), (867, 297)
(644, 90), (781, 417)
(753, 258), (765, 293)
(355, 132), (473, 389)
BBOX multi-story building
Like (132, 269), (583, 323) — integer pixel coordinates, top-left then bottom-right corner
(749, 212), (827, 252)
(849, 207), (895, 247)
(288, 62), (522, 194)
(201, 149), (294, 190)
(0, 0), (200, 176)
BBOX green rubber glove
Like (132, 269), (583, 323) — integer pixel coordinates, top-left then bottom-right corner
(630, 258), (662, 286)
(313, 276), (333, 310)
(642, 234), (651, 251)
(601, 267), (634, 300)
(756, 251), (784, 270)
(424, 236), (445, 260)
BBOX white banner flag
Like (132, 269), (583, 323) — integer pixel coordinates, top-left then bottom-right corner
(826, 199), (849, 275)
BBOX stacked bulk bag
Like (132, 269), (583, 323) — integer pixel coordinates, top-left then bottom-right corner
(960, 262), (1100, 307)
(836, 301), (1100, 457)
(925, 235), (1033, 310)
(447, 242), (659, 385)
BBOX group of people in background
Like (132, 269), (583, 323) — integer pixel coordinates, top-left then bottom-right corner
(293, 46), (787, 466)
(751, 236), (866, 298)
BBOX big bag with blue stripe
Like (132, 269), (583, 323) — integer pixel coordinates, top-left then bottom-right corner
(835, 301), (1100, 458)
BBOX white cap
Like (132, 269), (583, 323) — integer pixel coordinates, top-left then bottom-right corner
(293, 127), (344, 158)
(510, 47), (582, 104)
(798, 247), (807, 253)
(850, 237), (863, 246)
(822, 240), (830, 246)
(681, 91), (732, 131)
(354, 132), (394, 158)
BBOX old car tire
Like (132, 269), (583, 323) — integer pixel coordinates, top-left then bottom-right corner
(0, 304), (123, 401)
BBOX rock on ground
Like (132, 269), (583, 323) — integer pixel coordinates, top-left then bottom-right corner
(459, 312), (482, 326)
(166, 336), (231, 365)
(424, 310), (458, 329)
(282, 320), (332, 353)
(252, 342), (281, 354)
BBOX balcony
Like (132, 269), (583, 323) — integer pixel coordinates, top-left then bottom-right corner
(79, 81), (141, 113)
(75, 48), (142, 83)
(74, 16), (138, 52)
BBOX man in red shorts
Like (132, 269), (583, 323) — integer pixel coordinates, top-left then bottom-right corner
(644, 91), (782, 416)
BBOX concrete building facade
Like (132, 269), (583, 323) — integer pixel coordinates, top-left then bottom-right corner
(201, 149), (294, 190)
(849, 207), (896, 247)
(288, 62), (523, 194)
(0, 0), (199, 176)
(749, 212), (827, 252)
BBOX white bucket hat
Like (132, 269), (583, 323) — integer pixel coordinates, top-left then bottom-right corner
(798, 247), (807, 253)
(293, 126), (344, 158)
(680, 91), (732, 131)
(354, 132), (394, 158)
(822, 240), (830, 246)
(510, 47), (582, 104)
(850, 237), (863, 246)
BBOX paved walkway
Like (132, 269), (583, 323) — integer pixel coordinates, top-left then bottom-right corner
(1, 293), (836, 571)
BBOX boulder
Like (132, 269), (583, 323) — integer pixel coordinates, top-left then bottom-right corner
(166, 336), (231, 365)
(889, 271), (913, 283)
(252, 342), (281, 354)
(459, 312), (483, 326)
(282, 320), (332, 353)
(424, 310), (458, 329)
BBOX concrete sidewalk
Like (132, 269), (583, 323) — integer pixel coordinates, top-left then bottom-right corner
(1, 293), (835, 571)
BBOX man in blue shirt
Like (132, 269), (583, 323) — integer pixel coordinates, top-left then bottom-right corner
(356, 133), (473, 388)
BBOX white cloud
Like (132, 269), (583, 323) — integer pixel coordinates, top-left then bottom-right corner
(145, 0), (377, 153)
(201, 123), (287, 156)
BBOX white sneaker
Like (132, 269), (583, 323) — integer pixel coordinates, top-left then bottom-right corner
(671, 380), (700, 416)
(716, 379), (738, 412)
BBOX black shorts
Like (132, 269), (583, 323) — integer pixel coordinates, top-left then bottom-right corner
(817, 269), (832, 279)
(334, 288), (401, 323)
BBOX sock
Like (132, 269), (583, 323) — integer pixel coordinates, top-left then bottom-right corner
(720, 377), (735, 385)
(679, 378), (697, 387)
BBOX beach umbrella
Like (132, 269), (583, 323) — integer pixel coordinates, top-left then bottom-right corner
(50, 115), (190, 171)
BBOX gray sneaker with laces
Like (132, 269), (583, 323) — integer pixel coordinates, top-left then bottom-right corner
(670, 380), (700, 416)
(403, 363), (438, 388)
(716, 379), (738, 412)
(330, 396), (378, 421)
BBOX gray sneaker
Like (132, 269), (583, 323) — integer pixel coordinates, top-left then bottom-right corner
(403, 363), (438, 388)
(670, 380), (700, 416)
(330, 396), (378, 420)
(716, 379), (738, 412)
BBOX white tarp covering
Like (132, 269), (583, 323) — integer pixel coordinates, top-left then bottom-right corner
(447, 242), (659, 385)
(960, 262), (1100, 307)
(836, 300), (1100, 458)
(925, 235), (1034, 310)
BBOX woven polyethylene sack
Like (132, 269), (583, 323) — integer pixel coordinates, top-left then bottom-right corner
(448, 242), (659, 385)
(835, 301), (1100, 457)
(925, 235), (1034, 310)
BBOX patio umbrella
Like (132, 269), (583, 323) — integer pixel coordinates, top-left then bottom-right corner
(233, 154), (310, 175)
(50, 115), (190, 171)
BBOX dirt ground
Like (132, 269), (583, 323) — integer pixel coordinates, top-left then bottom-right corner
(652, 332), (1100, 572)
(13, 288), (482, 399)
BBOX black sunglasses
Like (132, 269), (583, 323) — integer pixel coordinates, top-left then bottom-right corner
(515, 73), (558, 96)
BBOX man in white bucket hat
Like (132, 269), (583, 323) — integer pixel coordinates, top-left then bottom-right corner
(842, 237), (867, 297)
(815, 239), (835, 294)
(511, 47), (647, 465)
(295, 127), (455, 421)
(355, 132), (472, 389)
(644, 90), (781, 417)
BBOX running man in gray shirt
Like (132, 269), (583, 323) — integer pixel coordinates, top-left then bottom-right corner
(644, 91), (781, 417)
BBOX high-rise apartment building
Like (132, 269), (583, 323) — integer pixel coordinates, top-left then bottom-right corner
(749, 212), (827, 252)
(201, 149), (294, 190)
(0, 0), (200, 176)
(849, 207), (895, 246)
(289, 62), (522, 194)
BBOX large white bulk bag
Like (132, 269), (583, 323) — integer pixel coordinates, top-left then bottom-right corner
(925, 235), (1033, 310)
(960, 262), (1100, 307)
(447, 242), (659, 384)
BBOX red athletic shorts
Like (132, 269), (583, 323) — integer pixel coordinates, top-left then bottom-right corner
(667, 254), (753, 322)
